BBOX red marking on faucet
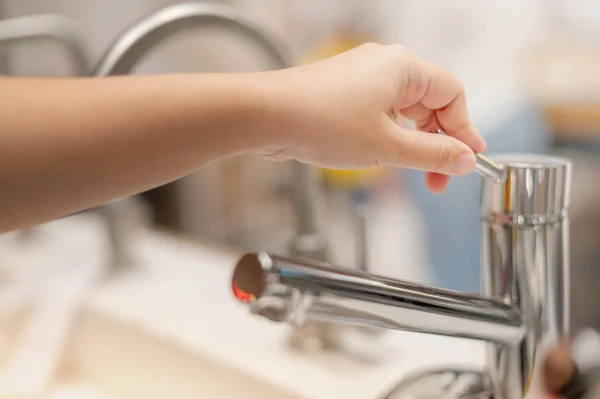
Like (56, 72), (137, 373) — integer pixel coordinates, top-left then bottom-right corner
(232, 281), (255, 303)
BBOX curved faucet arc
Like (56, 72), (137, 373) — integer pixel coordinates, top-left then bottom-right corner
(93, 2), (291, 76)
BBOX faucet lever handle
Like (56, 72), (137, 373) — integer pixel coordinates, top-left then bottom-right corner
(434, 129), (506, 183)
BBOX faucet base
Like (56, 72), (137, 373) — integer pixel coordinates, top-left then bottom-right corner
(380, 368), (493, 399)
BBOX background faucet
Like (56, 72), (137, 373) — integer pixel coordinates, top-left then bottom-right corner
(92, 2), (327, 285)
(232, 153), (572, 398)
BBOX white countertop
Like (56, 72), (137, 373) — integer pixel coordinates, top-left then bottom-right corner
(1, 213), (486, 398)
(44, 214), (485, 399)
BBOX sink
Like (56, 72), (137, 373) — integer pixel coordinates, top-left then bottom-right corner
(0, 214), (485, 399)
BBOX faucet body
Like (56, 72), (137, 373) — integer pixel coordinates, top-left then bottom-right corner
(232, 154), (572, 399)
(481, 154), (570, 397)
(92, 2), (327, 270)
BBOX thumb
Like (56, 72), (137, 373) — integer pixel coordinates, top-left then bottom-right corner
(387, 126), (477, 175)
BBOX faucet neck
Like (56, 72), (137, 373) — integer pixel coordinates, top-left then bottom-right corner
(232, 252), (525, 345)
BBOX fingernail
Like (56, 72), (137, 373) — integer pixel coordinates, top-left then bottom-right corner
(454, 152), (476, 175)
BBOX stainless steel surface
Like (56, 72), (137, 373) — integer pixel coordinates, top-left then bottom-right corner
(0, 14), (87, 75)
(480, 154), (570, 222)
(96, 196), (151, 271)
(436, 129), (507, 183)
(475, 153), (507, 184)
(481, 154), (571, 398)
(92, 2), (326, 285)
(288, 162), (327, 261)
(94, 1), (289, 76)
(354, 202), (369, 272)
(233, 252), (524, 345)
(232, 153), (573, 399)
(381, 368), (492, 399)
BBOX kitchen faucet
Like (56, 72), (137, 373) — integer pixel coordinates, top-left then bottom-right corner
(92, 0), (336, 343)
(232, 153), (572, 398)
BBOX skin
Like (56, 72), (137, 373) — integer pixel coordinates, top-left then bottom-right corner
(0, 43), (485, 233)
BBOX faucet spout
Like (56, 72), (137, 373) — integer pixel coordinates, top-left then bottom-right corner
(93, 2), (291, 76)
(232, 252), (525, 346)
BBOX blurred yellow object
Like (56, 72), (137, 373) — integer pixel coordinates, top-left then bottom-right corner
(302, 36), (364, 65)
(303, 36), (387, 189)
(320, 168), (383, 189)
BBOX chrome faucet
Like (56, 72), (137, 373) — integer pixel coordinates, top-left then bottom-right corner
(232, 153), (572, 398)
(92, 3), (327, 279)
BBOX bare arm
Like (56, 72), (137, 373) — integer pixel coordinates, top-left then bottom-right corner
(0, 43), (485, 233)
(0, 73), (281, 231)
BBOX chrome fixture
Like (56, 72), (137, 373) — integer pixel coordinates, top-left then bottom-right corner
(436, 129), (507, 184)
(93, 3), (327, 283)
(232, 153), (572, 398)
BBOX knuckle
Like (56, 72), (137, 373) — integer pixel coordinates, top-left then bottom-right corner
(360, 42), (380, 51)
(388, 44), (411, 60)
(434, 142), (450, 170)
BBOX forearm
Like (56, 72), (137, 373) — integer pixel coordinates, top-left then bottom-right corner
(0, 74), (283, 232)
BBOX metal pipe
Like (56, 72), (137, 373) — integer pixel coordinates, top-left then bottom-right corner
(93, 1), (325, 268)
(481, 154), (571, 398)
(435, 129), (507, 184)
(233, 153), (573, 399)
(475, 152), (506, 184)
(353, 201), (369, 272)
(232, 252), (525, 345)
(94, 2), (290, 76)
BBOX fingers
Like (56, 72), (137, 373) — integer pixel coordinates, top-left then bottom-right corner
(385, 121), (476, 176)
(399, 54), (486, 153)
(425, 172), (449, 194)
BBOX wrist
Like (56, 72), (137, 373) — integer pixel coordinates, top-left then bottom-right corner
(229, 70), (300, 155)
(184, 70), (304, 158)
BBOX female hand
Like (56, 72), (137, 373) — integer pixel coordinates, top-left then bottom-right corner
(256, 42), (487, 193)
(0, 42), (486, 231)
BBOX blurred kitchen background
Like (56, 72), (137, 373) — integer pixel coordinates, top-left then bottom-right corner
(1, 0), (600, 398)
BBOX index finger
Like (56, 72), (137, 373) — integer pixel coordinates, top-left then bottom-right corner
(406, 56), (486, 153)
